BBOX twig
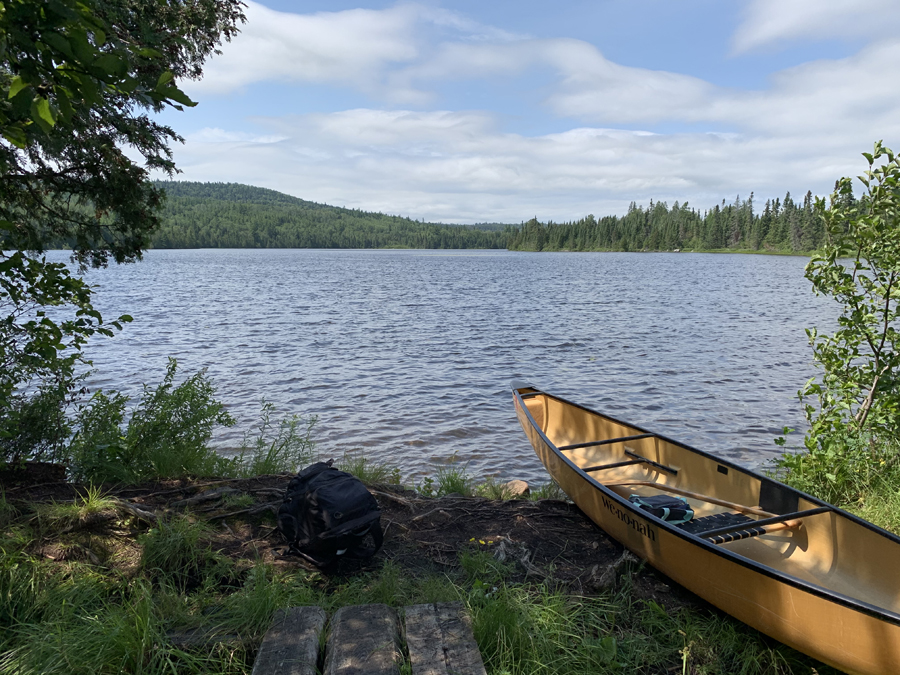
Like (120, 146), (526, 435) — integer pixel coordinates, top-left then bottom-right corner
(170, 488), (241, 509)
(3, 481), (73, 493)
(111, 499), (157, 524)
(207, 501), (279, 521)
(368, 489), (417, 508)
(411, 507), (450, 523)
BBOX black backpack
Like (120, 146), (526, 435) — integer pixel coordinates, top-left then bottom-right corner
(629, 494), (694, 525)
(276, 460), (383, 567)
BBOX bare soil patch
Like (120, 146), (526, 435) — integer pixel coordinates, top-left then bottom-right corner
(2, 469), (693, 610)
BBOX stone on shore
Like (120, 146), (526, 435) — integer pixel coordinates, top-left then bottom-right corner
(503, 480), (529, 497)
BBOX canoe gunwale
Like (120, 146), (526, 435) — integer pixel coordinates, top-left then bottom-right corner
(513, 386), (900, 628)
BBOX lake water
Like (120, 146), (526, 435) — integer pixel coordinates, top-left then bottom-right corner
(74, 249), (837, 484)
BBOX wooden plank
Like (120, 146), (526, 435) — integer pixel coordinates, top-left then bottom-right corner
(405, 602), (487, 675)
(324, 604), (401, 675)
(251, 606), (326, 675)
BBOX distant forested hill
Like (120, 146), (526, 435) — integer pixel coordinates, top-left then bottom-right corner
(152, 182), (509, 249)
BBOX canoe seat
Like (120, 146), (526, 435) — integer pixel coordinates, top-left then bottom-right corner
(678, 512), (766, 544)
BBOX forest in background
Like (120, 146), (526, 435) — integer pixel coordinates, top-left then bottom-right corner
(152, 182), (826, 253)
(506, 192), (824, 252)
(152, 182), (507, 249)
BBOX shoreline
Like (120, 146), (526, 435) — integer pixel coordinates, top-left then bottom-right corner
(0, 468), (839, 674)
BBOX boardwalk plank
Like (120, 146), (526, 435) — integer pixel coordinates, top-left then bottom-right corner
(251, 606), (326, 675)
(324, 604), (401, 675)
(405, 602), (486, 675)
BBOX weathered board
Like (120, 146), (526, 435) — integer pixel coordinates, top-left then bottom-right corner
(404, 602), (486, 675)
(250, 606), (326, 675)
(324, 604), (401, 675)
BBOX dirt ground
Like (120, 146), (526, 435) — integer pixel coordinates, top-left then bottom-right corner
(1, 466), (694, 609)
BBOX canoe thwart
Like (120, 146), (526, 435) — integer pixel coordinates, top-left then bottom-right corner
(622, 448), (678, 475)
(558, 432), (655, 451)
(583, 459), (646, 473)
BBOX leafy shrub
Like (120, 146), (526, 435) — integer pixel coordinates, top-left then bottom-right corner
(70, 359), (234, 484)
(0, 380), (73, 467)
(776, 143), (900, 506)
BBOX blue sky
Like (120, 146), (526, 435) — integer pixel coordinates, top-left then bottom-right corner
(159, 0), (900, 223)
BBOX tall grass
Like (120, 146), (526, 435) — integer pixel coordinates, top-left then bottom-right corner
(0, 525), (839, 675)
(773, 433), (900, 535)
(336, 451), (402, 484)
(230, 402), (317, 477)
(139, 516), (233, 592)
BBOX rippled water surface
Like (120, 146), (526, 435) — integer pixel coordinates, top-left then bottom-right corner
(75, 249), (836, 483)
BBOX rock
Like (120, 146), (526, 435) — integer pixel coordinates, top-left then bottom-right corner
(324, 604), (401, 675)
(503, 480), (529, 498)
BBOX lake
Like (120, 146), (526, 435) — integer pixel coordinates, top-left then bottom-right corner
(75, 249), (836, 484)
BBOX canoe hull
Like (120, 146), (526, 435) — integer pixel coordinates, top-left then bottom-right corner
(514, 389), (900, 675)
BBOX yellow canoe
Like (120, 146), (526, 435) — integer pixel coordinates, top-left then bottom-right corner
(512, 384), (900, 675)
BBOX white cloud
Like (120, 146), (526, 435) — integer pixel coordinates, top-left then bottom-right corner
(167, 106), (884, 224)
(168, 3), (900, 224)
(190, 1), (421, 98)
(732, 0), (900, 54)
(187, 128), (286, 144)
(190, 1), (526, 103)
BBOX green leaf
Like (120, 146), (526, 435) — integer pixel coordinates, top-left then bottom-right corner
(33, 97), (57, 127)
(0, 123), (27, 147)
(158, 85), (197, 108)
(156, 71), (175, 88)
(93, 53), (127, 77)
(8, 75), (29, 99)
(43, 32), (74, 58)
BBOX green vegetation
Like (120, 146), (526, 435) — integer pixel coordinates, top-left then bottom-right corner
(151, 182), (508, 249)
(64, 360), (316, 485)
(0, 0), (244, 470)
(149, 181), (829, 255)
(336, 450), (403, 485)
(775, 142), (900, 522)
(230, 402), (317, 478)
(508, 192), (823, 253)
(0, 511), (828, 675)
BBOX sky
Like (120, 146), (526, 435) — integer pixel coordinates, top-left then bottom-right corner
(157, 0), (900, 224)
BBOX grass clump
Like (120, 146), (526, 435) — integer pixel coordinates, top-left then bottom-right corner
(139, 516), (232, 592)
(336, 451), (402, 485)
(230, 401), (317, 477)
(32, 485), (114, 535)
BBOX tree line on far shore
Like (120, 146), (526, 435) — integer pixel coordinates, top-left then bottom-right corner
(152, 183), (828, 254)
(507, 192), (825, 253)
